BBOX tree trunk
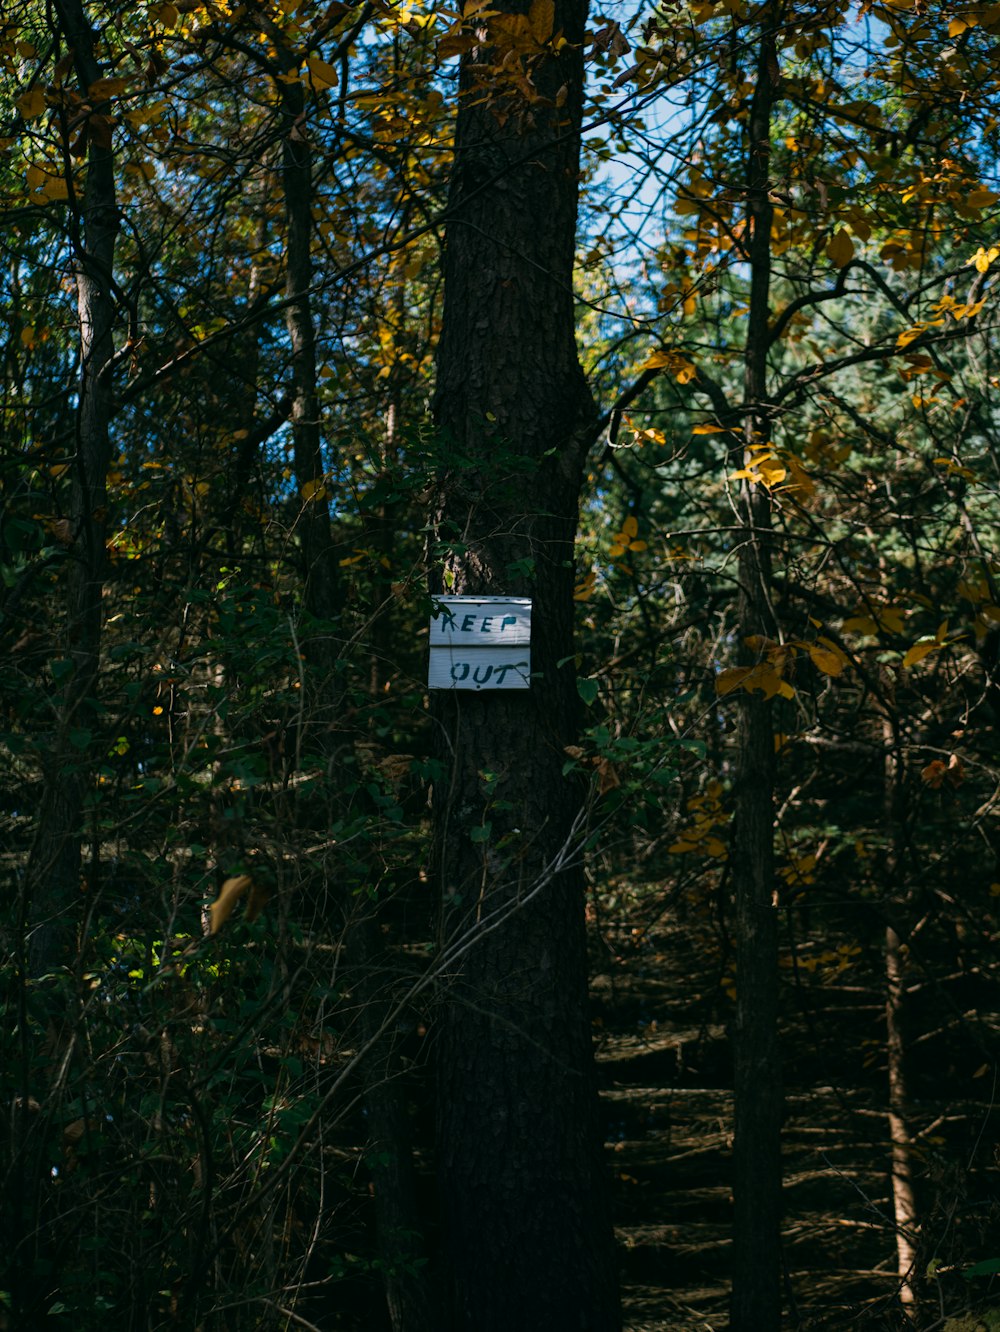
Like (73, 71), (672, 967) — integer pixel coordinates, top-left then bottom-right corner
(11, 0), (120, 1320)
(882, 707), (918, 1312)
(886, 923), (918, 1312)
(730, 14), (784, 1331)
(25, 0), (119, 973)
(430, 2), (620, 1328)
(278, 72), (339, 662)
(353, 909), (433, 1332)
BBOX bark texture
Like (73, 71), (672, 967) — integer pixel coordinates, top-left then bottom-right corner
(883, 711), (918, 1312)
(26, 0), (119, 973)
(431, 2), (620, 1328)
(730, 15), (784, 1331)
(278, 68), (340, 650)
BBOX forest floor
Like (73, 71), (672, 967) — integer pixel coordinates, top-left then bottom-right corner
(591, 911), (1000, 1331)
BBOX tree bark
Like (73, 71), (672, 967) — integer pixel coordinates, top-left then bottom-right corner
(886, 922), (918, 1312)
(882, 708), (918, 1312)
(430, 2), (620, 1328)
(730, 13), (784, 1331)
(278, 69), (340, 660)
(353, 909), (433, 1332)
(25, 0), (119, 974)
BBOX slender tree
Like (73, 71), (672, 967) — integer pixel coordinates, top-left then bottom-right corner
(730, 9), (784, 1329)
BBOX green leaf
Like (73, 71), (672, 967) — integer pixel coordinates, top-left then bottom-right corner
(963, 1257), (1000, 1279)
(577, 678), (599, 705)
(469, 823), (492, 843)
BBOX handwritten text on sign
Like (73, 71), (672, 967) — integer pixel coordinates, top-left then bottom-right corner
(428, 597), (532, 690)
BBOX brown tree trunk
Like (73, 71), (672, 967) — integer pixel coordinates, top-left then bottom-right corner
(25, 0), (119, 973)
(11, 1), (120, 1320)
(353, 909), (433, 1332)
(278, 73), (340, 661)
(430, 2), (620, 1328)
(730, 13), (784, 1331)
(886, 922), (918, 1312)
(882, 709), (918, 1312)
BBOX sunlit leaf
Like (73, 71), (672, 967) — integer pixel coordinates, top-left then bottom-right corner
(901, 640), (939, 669)
(209, 875), (253, 934)
(306, 56), (340, 90)
(808, 640), (847, 675)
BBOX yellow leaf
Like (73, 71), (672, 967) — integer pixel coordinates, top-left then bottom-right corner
(783, 455), (816, 498)
(622, 515), (638, 539)
(808, 641), (847, 675)
(826, 228), (854, 268)
(301, 477), (328, 502)
(967, 188), (998, 208)
(896, 324), (925, 349)
(716, 666), (751, 695)
(41, 177), (69, 201)
(878, 607), (905, 634)
(692, 422), (726, 435)
(16, 89), (46, 119)
(756, 456), (787, 488)
(967, 245), (999, 274)
(842, 614), (877, 635)
(628, 540), (648, 552)
(87, 76), (129, 100)
(306, 56), (339, 89)
(902, 640), (939, 668)
(573, 571), (596, 601)
(529, 0), (554, 41)
(208, 875), (252, 934)
(642, 349), (675, 370)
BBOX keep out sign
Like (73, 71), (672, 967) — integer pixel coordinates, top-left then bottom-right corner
(428, 596), (532, 690)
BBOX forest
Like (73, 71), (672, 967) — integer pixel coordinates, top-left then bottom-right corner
(1, 0), (999, 1327)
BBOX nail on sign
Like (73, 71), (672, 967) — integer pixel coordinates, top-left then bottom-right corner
(428, 596), (531, 690)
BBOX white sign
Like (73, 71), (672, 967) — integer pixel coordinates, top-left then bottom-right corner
(428, 597), (532, 690)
